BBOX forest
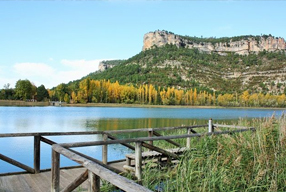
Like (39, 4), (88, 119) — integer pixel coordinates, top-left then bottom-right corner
(2, 78), (284, 108)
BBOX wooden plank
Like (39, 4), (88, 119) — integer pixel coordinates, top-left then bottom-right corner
(123, 165), (135, 172)
(0, 153), (35, 174)
(126, 147), (186, 160)
(148, 131), (153, 146)
(135, 142), (142, 181)
(51, 150), (60, 192)
(142, 142), (179, 159)
(186, 128), (191, 148)
(52, 144), (152, 192)
(40, 136), (56, 145)
(61, 169), (88, 192)
(34, 135), (41, 173)
(102, 134), (108, 165)
(88, 170), (100, 192)
(61, 128), (255, 148)
(0, 168), (91, 192)
(153, 131), (181, 147)
(41, 136), (123, 174)
(105, 133), (135, 150)
(28, 172), (51, 192)
(214, 124), (255, 129)
(0, 125), (207, 138)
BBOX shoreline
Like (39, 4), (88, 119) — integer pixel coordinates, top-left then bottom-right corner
(0, 100), (285, 110)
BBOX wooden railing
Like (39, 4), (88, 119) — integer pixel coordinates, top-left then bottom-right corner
(0, 119), (256, 191)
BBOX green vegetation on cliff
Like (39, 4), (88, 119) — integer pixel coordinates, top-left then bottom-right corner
(85, 44), (286, 94)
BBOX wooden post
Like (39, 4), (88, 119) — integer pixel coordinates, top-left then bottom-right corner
(186, 128), (191, 148)
(51, 150), (60, 192)
(208, 118), (213, 133)
(135, 142), (142, 181)
(148, 130), (153, 146)
(34, 135), (41, 173)
(62, 170), (88, 192)
(102, 134), (108, 165)
(88, 170), (100, 192)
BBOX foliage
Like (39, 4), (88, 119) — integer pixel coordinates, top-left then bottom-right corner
(0, 83), (14, 100)
(36, 85), (49, 101)
(141, 116), (286, 191)
(101, 59), (125, 66)
(14, 79), (36, 100)
(48, 78), (286, 107)
(79, 44), (286, 94)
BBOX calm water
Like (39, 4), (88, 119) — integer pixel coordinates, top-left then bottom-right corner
(0, 106), (285, 173)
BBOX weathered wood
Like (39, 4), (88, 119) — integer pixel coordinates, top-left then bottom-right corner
(61, 169), (88, 192)
(0, 167), (90, 192)
(60, 128), (255, 148)
(214, 124), (255, 129)
(34, 136), (41, 173)
(123, 165), (135, 172)
(187, 128), (191, 148)
(125, 147), (186, 163)
(51, 150), (60, 192)
(153, 131), (181, 147)
(135, 142), (142, 181)
(40, 136), (56, 145)
(88, 170), (100, 192)
(0, 125), (207, 138)
(52, 144), (152, 192)
(102, 134), (108, 165)
(105, 132), (135, 150)
(148, 130), (153, 146)
(104, 125), (207, 134)
(41, 136), (123, 174)
(142, 142), (179, 159)
(0, 153), (35, 174)
(209, 119), (213, 133)
(0, 131), (104, 138)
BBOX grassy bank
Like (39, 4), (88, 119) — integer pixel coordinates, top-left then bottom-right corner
(137, 116), (286, 191)
(0, 100), (49, 106)
(1, 100), (285, 110)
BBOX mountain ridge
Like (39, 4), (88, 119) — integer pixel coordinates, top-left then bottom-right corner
(143, 30), (286, 55)
(69, 30), (286, 95)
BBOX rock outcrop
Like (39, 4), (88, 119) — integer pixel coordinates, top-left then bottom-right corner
(98, 61), (115, 72)
(143, 30), (286, 55)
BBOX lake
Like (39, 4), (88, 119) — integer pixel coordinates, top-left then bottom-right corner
(0, 106), (285, 173)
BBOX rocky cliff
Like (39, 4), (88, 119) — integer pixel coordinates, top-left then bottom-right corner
(143, 30), (286, 55)
(98, 61), (110, 72)
(98, 60), (124, 72)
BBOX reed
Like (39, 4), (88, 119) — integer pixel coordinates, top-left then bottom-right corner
(141, 115), (286, 191)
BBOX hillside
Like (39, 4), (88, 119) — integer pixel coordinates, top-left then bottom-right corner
(98, 60), (125, 72)
(85, 42), (286, 94)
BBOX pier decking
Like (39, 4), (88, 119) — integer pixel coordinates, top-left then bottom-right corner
(0, 121), (255, 192)
(0, 161), (126, 192)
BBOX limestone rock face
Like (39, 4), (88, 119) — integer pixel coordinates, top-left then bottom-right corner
(98, 61), (115, 72)
(143, 30), (286, 55)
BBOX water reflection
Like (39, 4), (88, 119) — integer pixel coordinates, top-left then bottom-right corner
(0, 106), (285, 173)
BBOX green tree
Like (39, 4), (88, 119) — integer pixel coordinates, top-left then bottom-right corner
(55, 83), (68, 101)
(14, 79), (33, 100)
(36, 85), (49, 101)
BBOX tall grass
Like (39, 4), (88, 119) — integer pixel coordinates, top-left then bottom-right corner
(141, 115), (286, 191)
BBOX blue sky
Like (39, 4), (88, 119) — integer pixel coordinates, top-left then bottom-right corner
(1, 0), (286, 89)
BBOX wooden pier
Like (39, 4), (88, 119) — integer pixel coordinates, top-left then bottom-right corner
(0, 161), (126, 192)
(0, 120), (255, 192)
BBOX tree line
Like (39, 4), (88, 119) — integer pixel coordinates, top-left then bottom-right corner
(49, 78), (285, 107)
(0, 80), (49, 101)
(1, 78), (286, 107)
